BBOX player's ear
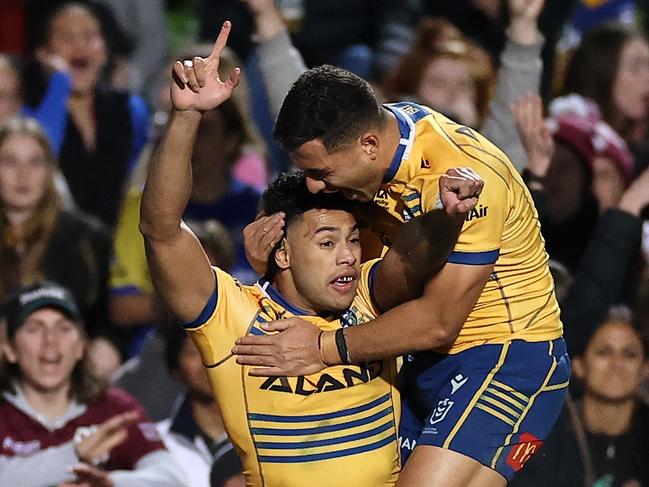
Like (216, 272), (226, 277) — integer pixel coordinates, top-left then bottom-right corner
(360, 132), (378, 160)
(274, 237), (290, 270)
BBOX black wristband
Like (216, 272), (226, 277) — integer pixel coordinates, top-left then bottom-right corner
(335, 328), (351, 365)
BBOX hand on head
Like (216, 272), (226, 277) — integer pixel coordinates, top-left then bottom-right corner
(243, 212), (286, 275)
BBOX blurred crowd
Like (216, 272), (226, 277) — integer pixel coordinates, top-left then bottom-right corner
(0, 0), (648, 485)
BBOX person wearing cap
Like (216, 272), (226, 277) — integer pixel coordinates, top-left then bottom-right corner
(513, 93), (649, 356)
(516, 93), (639, 274)
(0, 282), (187, 486)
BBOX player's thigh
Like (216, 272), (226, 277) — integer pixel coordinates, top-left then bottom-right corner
(396, 445), (506, 487)
(400, 338), (570, 483)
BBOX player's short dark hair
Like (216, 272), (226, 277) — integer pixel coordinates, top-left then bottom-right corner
(260, 169), (356, 278)
(274, 65), (385, 154)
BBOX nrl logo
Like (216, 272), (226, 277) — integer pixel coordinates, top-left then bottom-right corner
(429, 398), (454, 425)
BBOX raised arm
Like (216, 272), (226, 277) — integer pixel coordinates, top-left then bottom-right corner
(140, 21), (240, 322)
(481, 0), (545, 172)
(242, 0), (307, 120)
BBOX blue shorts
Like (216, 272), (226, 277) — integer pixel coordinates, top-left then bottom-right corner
(398, 338), (570, 481)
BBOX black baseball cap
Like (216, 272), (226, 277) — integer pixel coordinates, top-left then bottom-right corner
(4, 282), (82, 338)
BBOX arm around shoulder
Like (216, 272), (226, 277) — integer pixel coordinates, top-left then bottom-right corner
(343, 261), (494, 362)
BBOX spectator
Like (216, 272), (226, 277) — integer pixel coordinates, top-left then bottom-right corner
(23, 1), (149, 228)
(514, 93), (649, 354)
(205, 0), (392, 78)
(562, 23), (649, 165)
(95, 0), (168, 97)
(382, 17), (494, 129)
(158, 325), (243, 487)
(531, 94), (635, 272)
(0, 281), (187, 486)
(0, 117), (115, 354)
(511, 314), (649, 487)
(0, 52), (73, 151)
(246, 0), (546, 171)
(109, 46), (264, 346)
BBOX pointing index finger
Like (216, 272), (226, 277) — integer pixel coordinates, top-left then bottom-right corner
(208, 21), (232, 63)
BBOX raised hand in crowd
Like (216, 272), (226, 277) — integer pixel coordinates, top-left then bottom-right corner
(34, 47), (70, 75)
(170, 21), (240, 113)
(619, 165), (649, 217)
(240, 0), (286, 41)
(506, 0), (545, 45)
(591, 153), (628, 213)
(512, 93), (554, 180)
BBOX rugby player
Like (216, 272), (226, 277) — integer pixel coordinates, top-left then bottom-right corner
(140, 22), (484, 487)
(233, 65), (571, 486)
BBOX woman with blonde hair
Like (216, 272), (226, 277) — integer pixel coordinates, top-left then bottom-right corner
(0, 116), (111, 342)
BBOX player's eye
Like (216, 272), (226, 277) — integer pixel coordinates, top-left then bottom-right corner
(320, 240), (334, 248)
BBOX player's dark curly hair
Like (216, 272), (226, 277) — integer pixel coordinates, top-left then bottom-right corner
(274, 65), (386, 154)
(260, 169), (356, 278)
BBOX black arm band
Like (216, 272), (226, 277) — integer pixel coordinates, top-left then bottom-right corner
(335, 328), (352, 365)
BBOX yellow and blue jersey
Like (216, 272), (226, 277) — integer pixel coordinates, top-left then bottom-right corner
(370, 102), (563, 354)
(184, 260), (401, 487)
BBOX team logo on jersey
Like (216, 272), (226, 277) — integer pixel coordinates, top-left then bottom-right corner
(450, 374), (468, 395)
(429, 398), (454, 425)
(455, 125), (479, 143)
(259, 361), (384, 395)
(402, 105), (421, 116)
(374, 188), (390, 208)
(340, 309), (358, 327)
(420, 158), (430, 169)
(465, 205), (488, 222)
(2, 437), (40, 456)
(506, 432), (543, 471)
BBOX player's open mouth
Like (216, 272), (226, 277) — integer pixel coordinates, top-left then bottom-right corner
(330, 274), (357, 293)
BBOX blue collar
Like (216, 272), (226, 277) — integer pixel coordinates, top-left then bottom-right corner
(383, 104), (413, 183)
(257, 277), (312, 316)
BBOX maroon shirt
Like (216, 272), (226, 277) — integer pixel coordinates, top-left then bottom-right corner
(0, 387), (165, 470)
